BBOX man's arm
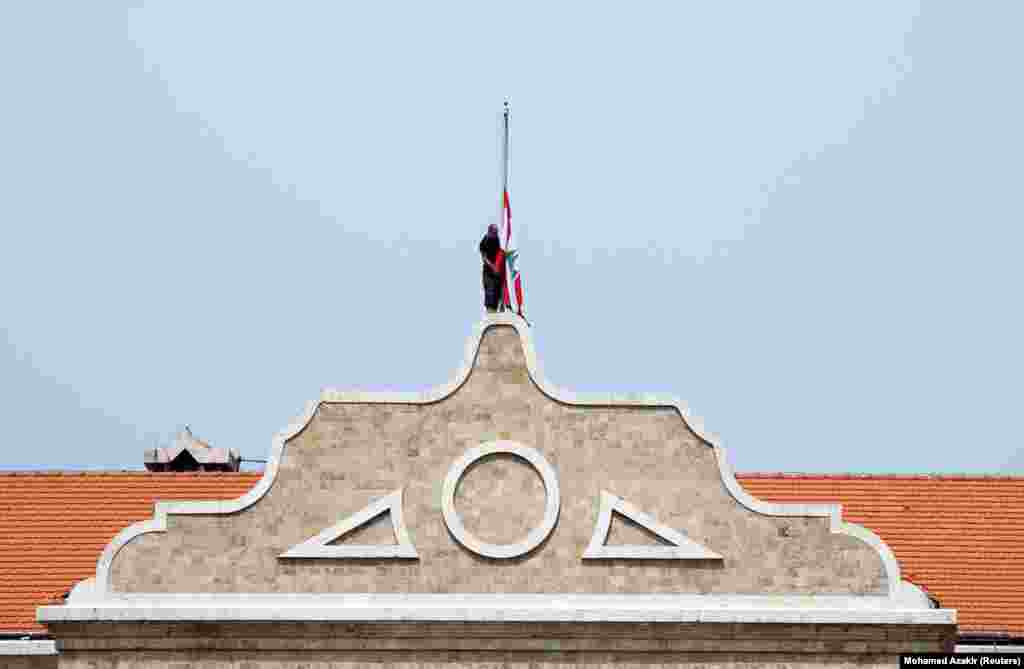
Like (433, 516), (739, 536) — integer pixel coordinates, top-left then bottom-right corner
(481, 251), (498, 274)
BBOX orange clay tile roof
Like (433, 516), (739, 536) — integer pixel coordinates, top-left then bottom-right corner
(738, 473), (1024, 638)
(1, 471), (1022, 637)
(0, 471), (261, 635)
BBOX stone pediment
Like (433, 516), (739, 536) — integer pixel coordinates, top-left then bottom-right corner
(45, 314), (949, 625)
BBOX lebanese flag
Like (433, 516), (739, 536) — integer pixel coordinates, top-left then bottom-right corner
(514, 272), (524, 315)
(502, 190), (512, 248)
(500, 189), (512, 309)
(506, 249), (525, 316)
(495, 247), (506, 308)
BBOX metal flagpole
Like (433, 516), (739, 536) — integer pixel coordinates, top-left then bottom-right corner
(501, 101), (510, 213)
(499, 100), (511, 312)
(495, 101), (531, 326)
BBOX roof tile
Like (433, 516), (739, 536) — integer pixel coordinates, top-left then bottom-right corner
(738, 473), (1024, 637)
(2, 471), (1021, 637)
(0, 472), (260, 634)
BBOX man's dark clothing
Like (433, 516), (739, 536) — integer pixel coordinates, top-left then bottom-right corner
(480, 233), (502, 310)
(479, 234), (501, 278)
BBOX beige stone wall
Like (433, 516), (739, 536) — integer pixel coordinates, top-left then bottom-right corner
(50, 620), (954, 667)
(111, 325), (886, 595)
(3, 655), (57, 669)
(56, 651), (905, 668)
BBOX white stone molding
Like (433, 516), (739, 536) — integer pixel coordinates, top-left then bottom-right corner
(67, 577), (99, 602)
(83, 312), (919, 611)
(92, 398), (320, 593)
(894, 579), (934, 609)
(39, 592), (956, 625)
(583, 491), (723, 560)
(956, 645), (1024, 654)
(712, 446), (906, 601)
(279, 488), (417, 559)
(441, 441), (560, 559)
(0, 640), (58, 655)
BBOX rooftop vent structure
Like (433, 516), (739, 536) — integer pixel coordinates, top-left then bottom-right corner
(143, 426), (240, 472)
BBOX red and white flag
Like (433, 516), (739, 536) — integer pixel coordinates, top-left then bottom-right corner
(501, 189), (513, 310)
(498, 102), (526, 319)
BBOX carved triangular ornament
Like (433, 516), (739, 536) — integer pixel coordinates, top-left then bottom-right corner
(279, 488), (418, 559)
(583, 491), (722, 560)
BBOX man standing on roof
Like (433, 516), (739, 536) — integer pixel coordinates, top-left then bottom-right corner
(480, 223), (504, 313)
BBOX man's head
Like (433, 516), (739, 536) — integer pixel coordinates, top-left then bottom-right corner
(487, 223), (499, 237)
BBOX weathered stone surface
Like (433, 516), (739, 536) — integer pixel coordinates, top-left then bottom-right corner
(48, 620), (953, 665)
(56, 650), (915, 669)
(46, 621), (953, 641)
(110, 325), (886, 595)
(327, 509), (398, 546)
(2, 655), (57, 669)
(456, 452), (546, 545)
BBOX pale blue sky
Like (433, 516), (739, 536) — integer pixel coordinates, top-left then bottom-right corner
(1, 2), (1021, 473)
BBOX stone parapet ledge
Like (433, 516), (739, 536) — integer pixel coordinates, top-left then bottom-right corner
(0, 641), (57, 655)
(45, 620), (955, 654)
(39, 592), (955, 626)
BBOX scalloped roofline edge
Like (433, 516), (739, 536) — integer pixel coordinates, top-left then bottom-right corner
(84, 312), (928, 610)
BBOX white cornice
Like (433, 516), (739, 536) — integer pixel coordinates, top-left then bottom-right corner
(40, 593), (954, 625)
(0, 640), (57, 655)
(956, 645), (1024, 653)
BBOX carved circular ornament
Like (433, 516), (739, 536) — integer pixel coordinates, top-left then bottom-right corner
(441, 441), (560, 559)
